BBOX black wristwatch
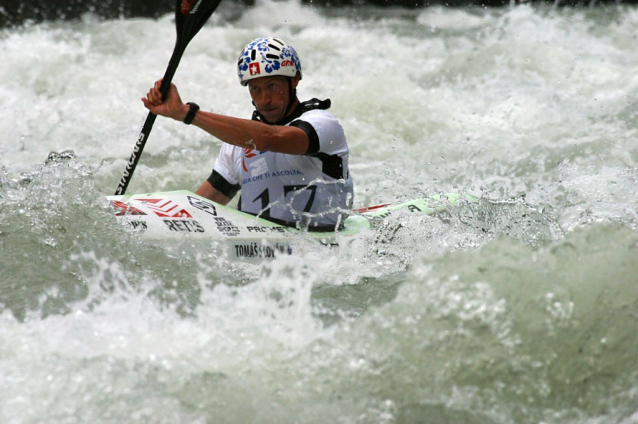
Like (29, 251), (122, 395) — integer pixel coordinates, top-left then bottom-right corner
(183, 102), (200, 125)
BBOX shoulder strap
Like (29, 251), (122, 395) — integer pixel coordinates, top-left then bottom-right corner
(251, 98), (331, 125)
(299, 98), (331, 113)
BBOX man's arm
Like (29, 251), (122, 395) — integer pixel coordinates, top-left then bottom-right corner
(191, 112), (309, 154)
(195, 180), (230, 205)
(142, 80), (309, 155)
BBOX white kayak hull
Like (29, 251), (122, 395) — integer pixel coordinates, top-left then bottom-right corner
(107, 190), (475, 260)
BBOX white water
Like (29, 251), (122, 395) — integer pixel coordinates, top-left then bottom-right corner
(1, 1), (638, 423)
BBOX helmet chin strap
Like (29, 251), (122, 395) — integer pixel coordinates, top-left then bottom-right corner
(252, 78), (299, 125)
(283, 78), (296, 119)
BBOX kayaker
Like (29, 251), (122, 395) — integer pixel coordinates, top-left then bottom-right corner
(142, 37), (354, 231)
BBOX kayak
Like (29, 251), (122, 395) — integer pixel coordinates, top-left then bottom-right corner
(107, 190), (476, 260)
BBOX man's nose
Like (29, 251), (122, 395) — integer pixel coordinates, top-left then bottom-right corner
(257, 90), (271, 105)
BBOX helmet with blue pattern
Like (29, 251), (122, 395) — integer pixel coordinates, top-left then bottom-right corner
(237, 37), (303, 86)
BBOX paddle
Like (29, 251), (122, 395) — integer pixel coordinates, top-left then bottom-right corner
(114, 0), (223, 195)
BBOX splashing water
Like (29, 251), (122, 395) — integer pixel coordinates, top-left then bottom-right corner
(1, 2), (638, 423)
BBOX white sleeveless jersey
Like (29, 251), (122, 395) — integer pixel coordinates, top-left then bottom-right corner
(213, 109), (354, 229)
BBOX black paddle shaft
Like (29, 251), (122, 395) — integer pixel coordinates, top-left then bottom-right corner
(114, 0), (223, 196)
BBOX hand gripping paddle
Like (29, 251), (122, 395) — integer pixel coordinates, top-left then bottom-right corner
(114, 0), (223, 195)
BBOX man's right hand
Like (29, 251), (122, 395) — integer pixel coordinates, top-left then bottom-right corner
(141, 79), (189, 122)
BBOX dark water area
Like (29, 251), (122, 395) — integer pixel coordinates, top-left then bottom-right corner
(1, 0), (636, 28)
(0, 0), (174, 28)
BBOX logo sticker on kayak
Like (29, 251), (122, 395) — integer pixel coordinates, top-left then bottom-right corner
(141, 199), (193, 218)
(187, 195), (217, 216)
(112, 200), (147, 216)
(214, 217), (240, 236)
(163, 219), (205, 233)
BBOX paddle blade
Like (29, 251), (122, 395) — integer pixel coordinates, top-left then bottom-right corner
(175, 0), (223, 47)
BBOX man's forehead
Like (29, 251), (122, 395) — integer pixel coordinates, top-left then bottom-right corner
(247, 76), (288, 87)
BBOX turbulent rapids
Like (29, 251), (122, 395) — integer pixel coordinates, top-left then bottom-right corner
(1, 2), (638, 423)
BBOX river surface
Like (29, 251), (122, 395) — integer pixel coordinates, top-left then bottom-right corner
(1, 1), (638, 423)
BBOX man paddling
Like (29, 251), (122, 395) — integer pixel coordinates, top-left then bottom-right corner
(142, 37), (354, 231)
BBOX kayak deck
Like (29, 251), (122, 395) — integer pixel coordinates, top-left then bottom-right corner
(107, 190), (476, 260)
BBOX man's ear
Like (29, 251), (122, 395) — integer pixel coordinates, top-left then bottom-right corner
(292, 72), (301, 88)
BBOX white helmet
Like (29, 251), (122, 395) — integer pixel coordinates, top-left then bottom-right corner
(237, 37), (303, 86)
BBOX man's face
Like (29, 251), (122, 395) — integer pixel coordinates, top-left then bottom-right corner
(247, 75), (298, 123)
